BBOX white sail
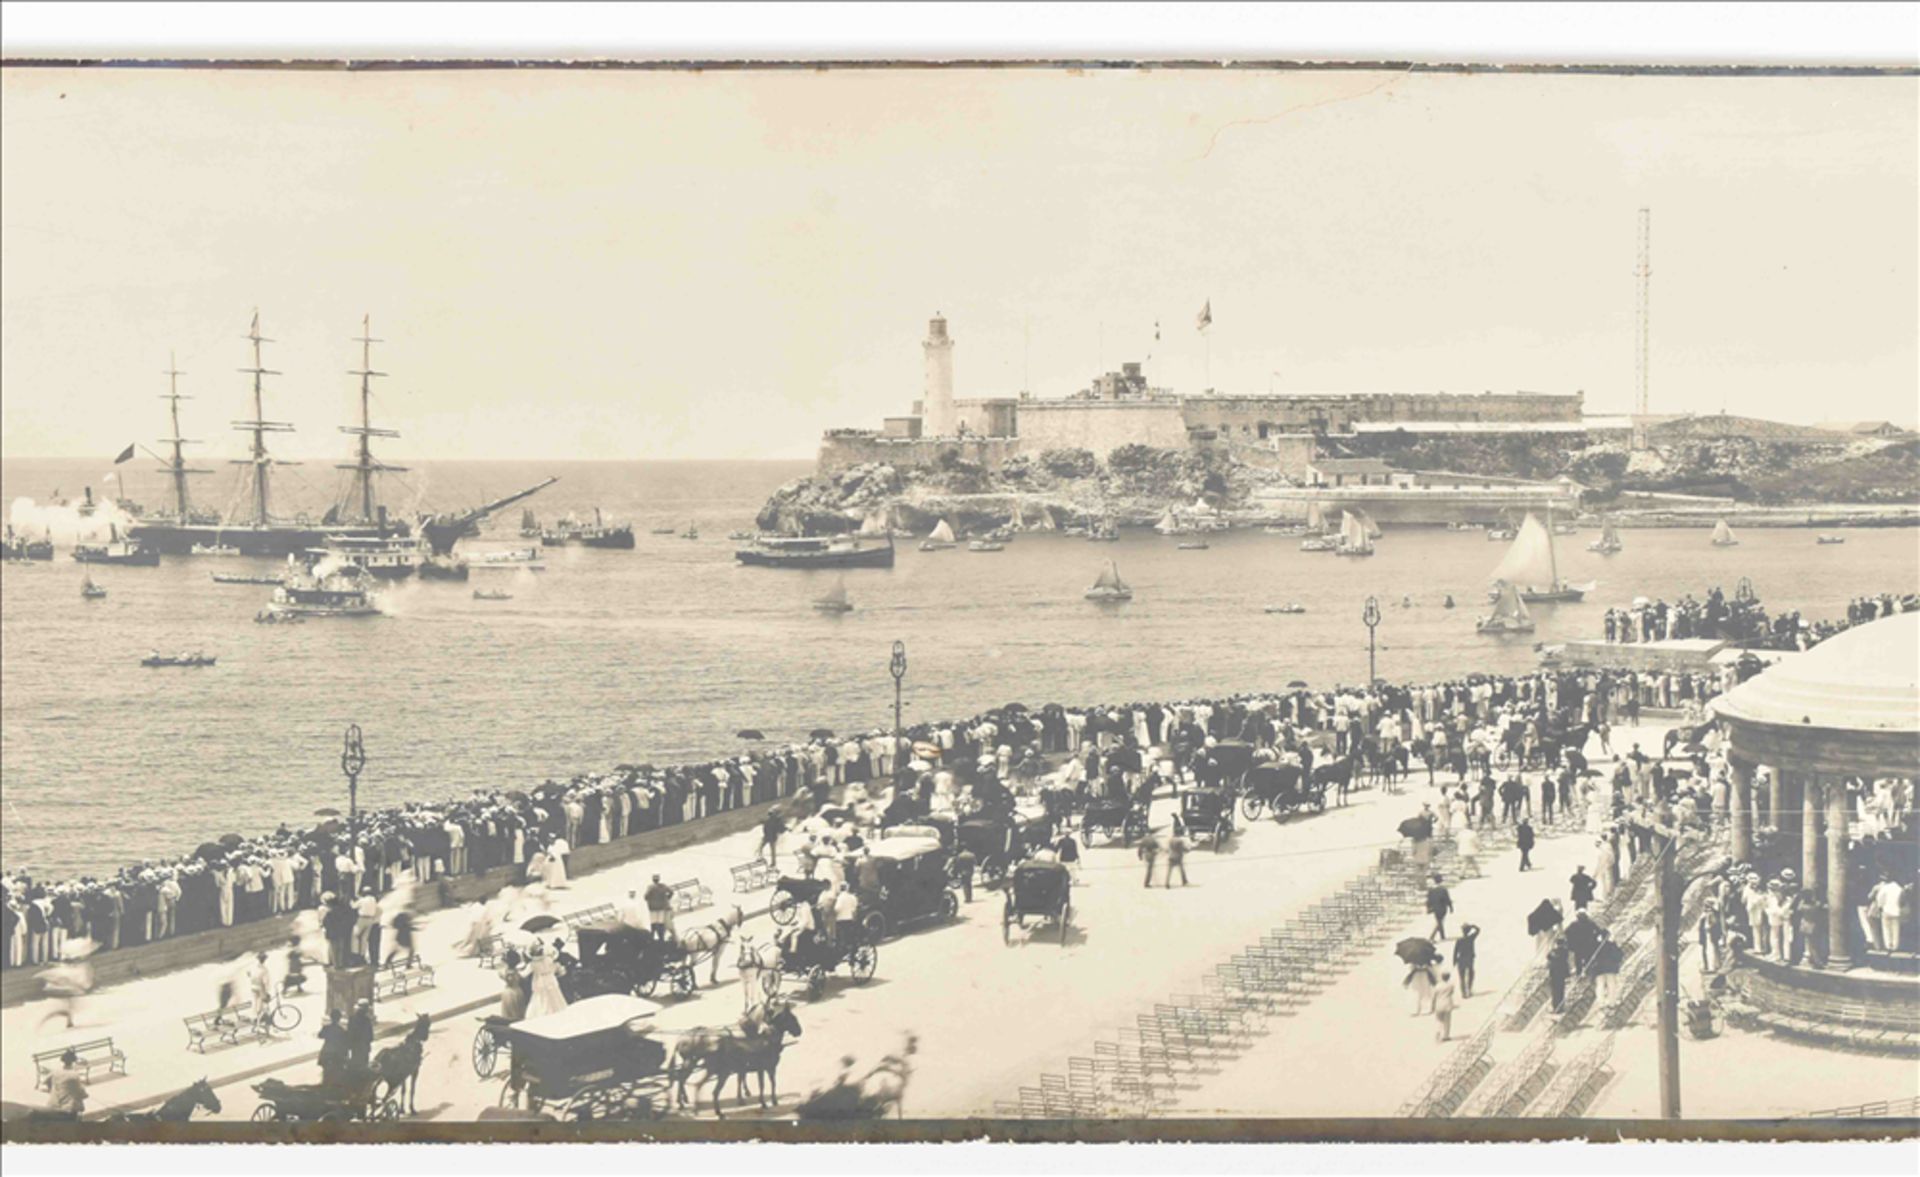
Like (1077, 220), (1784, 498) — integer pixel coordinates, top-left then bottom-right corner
(1351, 507), (1382, 539)
(1340, 511), (1369, 550)
(1154, 507), (1179, 534)
(1008, 501), (1025, 532)
(1092, 560), (1126, 591)
(1033, 507), (1056, 531)
(1490, 513), (1557, 588)
(1601, 518), (1620, 546)
(818, 577), (849, 607)
(1305, 501), (1327, 532)
(858, 511), (886, 538)
(928, 519), (956, 544)
(1485, 579), (1534, 628)
(1711, 518), (1736, 545)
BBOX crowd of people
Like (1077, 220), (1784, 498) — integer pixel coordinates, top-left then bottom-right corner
(1600, 586), (1915, 651)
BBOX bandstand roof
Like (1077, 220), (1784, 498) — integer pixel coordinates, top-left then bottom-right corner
(1711, 611), (1919, 737)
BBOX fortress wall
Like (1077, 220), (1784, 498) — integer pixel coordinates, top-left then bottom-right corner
(817, 432), (1019, 474)
(1184, 392), (1583, 436)
(1014, 400), (1190, 456)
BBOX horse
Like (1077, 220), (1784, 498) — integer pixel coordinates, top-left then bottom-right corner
(1663, 718), (1714, 761)
(700, 1000), (804, 1117)
(666, 1002), (770, 1110)
(1312, 755), (1355, 806)
(371, 1013), (431, 1115)
(679, 905), (746, 987)
(733, 934), (785, 1012)
(109, 1078), (223, 1123)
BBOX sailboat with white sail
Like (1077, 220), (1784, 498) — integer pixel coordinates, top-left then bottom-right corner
(920, 518), (957, 551)
(1488, 509), (1593, 602)
(1333, 510), (1374, 558)
(1084, 559), (1132, 602)
(813, 576), (854, 614)
(1477, 579), (1535, 634)
(1587, 516), (1623, 555)
(1710, 518), (1739, 547)
(1154, 506), (1189, 536)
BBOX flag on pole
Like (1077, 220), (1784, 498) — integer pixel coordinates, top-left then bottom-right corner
(113, 443), (136, 464)
(1196, 300), (1212, 332)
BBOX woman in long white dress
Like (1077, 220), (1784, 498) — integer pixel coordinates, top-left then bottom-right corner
(526, 946), (568, 1017)
(543, 837), (570, 890)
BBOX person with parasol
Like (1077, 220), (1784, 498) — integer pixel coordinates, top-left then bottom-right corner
(1396, 937), (1441, 1015)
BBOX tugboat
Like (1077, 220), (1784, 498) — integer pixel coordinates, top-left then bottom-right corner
(812, 577), (855, 614)
(265, 565), (382, 619)
(73, 525), (161, 567)
(81, 575), (107, 600)
(736, 532), (895, 569)
(311, 533), (422, 580)
(544, 509), (637, 549)
(1084, 559), (1132, 602)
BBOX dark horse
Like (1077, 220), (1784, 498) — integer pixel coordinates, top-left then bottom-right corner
(672, 1000), (805, 1117)
(109, 1078), (223, 1123)
(371, 1013), (431, 1116)
(1312, 755), (1355, 805)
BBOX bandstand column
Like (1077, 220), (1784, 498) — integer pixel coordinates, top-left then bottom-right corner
(1825, 779), (1854, 972)
(1801, 774), (1822, 896)
(1728, 759), (1754, 863)
(1767, 767), (1784, 831)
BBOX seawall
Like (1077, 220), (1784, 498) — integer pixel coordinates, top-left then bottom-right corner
(0, 799), (777, 1008)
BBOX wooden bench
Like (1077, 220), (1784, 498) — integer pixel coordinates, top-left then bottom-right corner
(373, 958), (437, 999)
(184, 1006), (259, 1052)
(730, 860), (778, 893)
(668, 877), (713, 913)
(34, 1038), (127, 1088)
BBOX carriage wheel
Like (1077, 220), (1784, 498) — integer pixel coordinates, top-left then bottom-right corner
(980, 857), (1007, 887)
(498, 1079), (522, 1108)
(672, 966), (696, 997)
(637, 974), (660, 998)
(1081, 821), (1106, 846)
(760, 968), (783, 999)
(1240, 794), (1267, 822)
(1313, 788), (1328, 813)
(1215, 820), (1231, 849)
(1123, 813), (1148, 845)
(560, 1082), (609, 1123)
(377, 1098), (402, 1121)
(473, 1028), (501, 1078)
(251, 1103), (281, 1122)
(770, 892), (798, 926)
(849, 943), (878, 982)
(270, 1002), (303, 1033)
(806, 965), (828, 1000)
(938, 889), (960, 922)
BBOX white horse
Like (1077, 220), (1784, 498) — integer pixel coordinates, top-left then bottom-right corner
(679, 905), (745, 986)
(733, 934), (785, 1013)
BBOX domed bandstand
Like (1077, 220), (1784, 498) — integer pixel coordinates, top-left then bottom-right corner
(1709, 609), (1918, 1051)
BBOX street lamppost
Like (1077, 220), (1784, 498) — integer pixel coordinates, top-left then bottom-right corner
(341, 724), (367, 827)
(1362, 596), (1381, 684)
(890, 641), (907, 775)
(1654, 830), (1733, 1120)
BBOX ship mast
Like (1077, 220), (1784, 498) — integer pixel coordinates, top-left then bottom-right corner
(337, 314), (403, 524)
(230, 311), (297, 527)
(1545, 503), (1560, 590)
(159, 351), (210, 520)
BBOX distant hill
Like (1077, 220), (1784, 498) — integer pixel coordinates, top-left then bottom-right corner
(1649, 414), (1861, 443)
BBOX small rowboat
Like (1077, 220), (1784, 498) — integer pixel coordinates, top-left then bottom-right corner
(1264, 603), (1306, 614)
(143, 654), (217, 668)
(473, 590), (513, 601)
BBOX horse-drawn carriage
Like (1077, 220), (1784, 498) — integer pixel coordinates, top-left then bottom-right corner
(1179, 786), (1236, 848)
(924, 810), (1052, 886)
(566, 922), (699, 1000)
(759, 924), (879, 1001)
(1236, 762), (1329, 822)
(482, 993), (671, 1121)
(1078, 789), (1150, 847)
(1003, 859), (1072, 944)
(770, 875), (833, 928)
(250, 1067), (399, 1123)
(1204, 739), (1259, 792)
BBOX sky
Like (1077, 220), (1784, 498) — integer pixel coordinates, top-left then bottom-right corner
(2, 65), (1914, 461)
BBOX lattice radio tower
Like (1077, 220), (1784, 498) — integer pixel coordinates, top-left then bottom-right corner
(1632, 207), (1652, 450)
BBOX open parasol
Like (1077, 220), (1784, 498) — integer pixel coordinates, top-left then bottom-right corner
(1398, 815), (1434, 841)
(1395, 937), (1438, 965)
(737, 729), (766, 741)
(312, 807), (342, 818)
(1286, 680), (1310, 690)
(520, 914), (563, 934)
(1001, 702), (1029, 713)
(810, 728), (836, 740)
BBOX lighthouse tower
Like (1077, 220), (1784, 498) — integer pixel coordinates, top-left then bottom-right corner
(922, 314), (956, 437)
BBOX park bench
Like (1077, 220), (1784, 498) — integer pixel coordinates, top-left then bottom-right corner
(668, 877), (713, 913)
(729, 859), (778, 893)
(184, 1006), (257, 1052)
(372, 957), (437, 1000)
(560, 903), (618, 932)
(34, 1038), (127, 1089)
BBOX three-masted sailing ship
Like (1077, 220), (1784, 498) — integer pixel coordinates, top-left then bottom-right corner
(1488, 509), (1593, 602)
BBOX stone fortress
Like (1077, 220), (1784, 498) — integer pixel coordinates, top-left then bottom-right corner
(819, 314), (1595, 482)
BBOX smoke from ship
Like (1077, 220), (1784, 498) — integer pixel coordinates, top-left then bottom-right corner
(9, 496), (135, 546)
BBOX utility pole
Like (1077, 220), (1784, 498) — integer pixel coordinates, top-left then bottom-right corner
(1632, 208), (1653, 451)
(1362, 596), (1381, 684)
